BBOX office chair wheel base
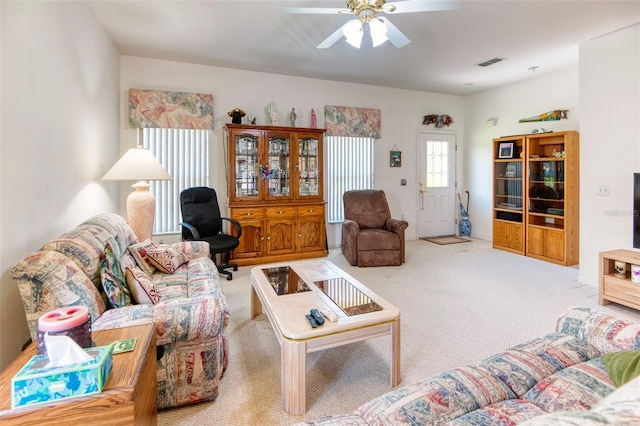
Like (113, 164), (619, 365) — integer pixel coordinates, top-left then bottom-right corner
(233, 265), (238, 271)
(226, 274), (233, 281)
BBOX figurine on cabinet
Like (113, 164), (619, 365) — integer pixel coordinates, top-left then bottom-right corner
(289, 108), (297, 127)
(266, 101), (279, 126)
(310, 108), (317, 128)
(228, 107), (246, 124)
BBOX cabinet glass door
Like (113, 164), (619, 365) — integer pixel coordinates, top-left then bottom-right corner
(234, 134), (259, 199)
(528, 159), (565, 227)
(298, 137), (319, 197)
(266, 134), (291, 199)
(494, 160), (524, 215)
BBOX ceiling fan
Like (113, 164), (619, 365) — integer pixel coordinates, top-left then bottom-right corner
(283, 0), (460, 49)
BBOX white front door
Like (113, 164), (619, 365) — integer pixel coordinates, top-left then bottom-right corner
(417, 132), (457, 238)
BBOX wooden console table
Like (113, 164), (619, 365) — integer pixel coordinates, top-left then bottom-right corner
(600, 249), (640, 311)
(0, 324), (157, 425)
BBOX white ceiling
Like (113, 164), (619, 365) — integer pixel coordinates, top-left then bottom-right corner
(88, 0), (640, 96)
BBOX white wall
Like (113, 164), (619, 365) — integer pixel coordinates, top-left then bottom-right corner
(120, 57), (465, 247)
(579, 25), (640, 284)
(0, 2), (121, 369)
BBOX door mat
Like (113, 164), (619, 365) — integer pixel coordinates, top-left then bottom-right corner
(420, 235), (472, 245)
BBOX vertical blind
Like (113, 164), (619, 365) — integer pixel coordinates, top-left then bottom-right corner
(140, 128), (209, 234)
(326, 136), (374, 223)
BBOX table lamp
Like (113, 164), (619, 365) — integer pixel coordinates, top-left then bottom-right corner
(102, 145), (172, 241)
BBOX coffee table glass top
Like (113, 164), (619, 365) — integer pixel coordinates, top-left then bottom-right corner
(314, 277), (382, 316)
(262, 266), (311, 295)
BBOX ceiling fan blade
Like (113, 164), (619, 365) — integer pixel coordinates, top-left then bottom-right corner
(378, 17), (410, 48)
(317, 23), (349, 49)
(386, 0), (460, 14)
(282, 7), (349, 15)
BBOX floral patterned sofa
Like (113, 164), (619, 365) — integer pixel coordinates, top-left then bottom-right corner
(299, 307), (640, 425)
(10, 213), (229, 409)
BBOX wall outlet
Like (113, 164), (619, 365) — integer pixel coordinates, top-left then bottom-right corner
(400, 178), (407, 186)
(598, 185), (610, 196)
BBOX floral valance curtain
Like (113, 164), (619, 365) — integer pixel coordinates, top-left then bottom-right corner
(129, 89), (214, 130)
(324, 105), (381, 139)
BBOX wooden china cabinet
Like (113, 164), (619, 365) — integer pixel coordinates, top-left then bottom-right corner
(224, 123), (327, 266)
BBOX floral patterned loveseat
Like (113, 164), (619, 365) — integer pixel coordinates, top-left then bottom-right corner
(299, 307), (640, 425)
(10, 213), (229, 409)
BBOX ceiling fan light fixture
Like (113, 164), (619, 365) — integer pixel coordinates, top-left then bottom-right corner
(369, 18), (388, 47)
(343, 19), (364, 48)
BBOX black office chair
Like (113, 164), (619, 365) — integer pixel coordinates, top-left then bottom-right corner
(180, 187), (242, 281)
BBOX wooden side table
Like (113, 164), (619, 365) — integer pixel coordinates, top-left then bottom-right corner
(0, 323), (157, 425)
(600, 249), (640, 310)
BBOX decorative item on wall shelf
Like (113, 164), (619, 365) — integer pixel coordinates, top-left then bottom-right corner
(228, 107), (246, 124)
(498, 142), (514, 159)
(423, 114), (453, 128)
(519, 109), (568, 123)
(390, 148), (401, 167)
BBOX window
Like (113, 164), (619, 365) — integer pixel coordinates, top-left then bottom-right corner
(425, 139), (449, 188)
(140, 128), (209, 235)
(326, 136), (374, 223)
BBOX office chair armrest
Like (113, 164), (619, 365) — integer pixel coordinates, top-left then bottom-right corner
(180, 221), (201, 240)
(221, 217), (243, 239)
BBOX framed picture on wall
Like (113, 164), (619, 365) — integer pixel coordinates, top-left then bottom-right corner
(498, 142), (514, 159)
(390, 151), (402, 167)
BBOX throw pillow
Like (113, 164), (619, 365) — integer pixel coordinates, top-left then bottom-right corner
(146, 245), (189, 274)
(100, 243), (132, 308)
(125, 267), (162, 305)
(602, 350), (640, 387)
(128, 240), (157, 275)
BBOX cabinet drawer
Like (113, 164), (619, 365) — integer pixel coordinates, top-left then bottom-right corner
(297, 204), (324, 217)
(603, 277), (640, 306)
(232, 208), (264, 220)
(265, 206), (296, 218)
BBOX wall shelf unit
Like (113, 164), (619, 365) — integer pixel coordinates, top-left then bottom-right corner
(492, 131), (579, 265)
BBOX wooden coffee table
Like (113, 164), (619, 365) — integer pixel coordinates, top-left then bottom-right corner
(250, 259), (401, 415)
(0, 323), (157, 425)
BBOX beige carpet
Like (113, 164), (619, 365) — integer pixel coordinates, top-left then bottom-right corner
(420, 235), (472, 245)
(158, 239), (640, 425)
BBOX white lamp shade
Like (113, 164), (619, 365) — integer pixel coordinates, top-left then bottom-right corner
(101, 147), (171, 241)
(343, 19), (363, 48)
(369, 18), (388, 47)
(101, 148), (172, 181)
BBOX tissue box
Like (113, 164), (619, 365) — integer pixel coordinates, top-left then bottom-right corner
(11, 344), (114, 408)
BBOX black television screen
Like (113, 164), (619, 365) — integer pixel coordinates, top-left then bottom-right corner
(635, 173), (640, 248)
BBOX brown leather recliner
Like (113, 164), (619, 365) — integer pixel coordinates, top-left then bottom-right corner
(341, 189), (409, 266)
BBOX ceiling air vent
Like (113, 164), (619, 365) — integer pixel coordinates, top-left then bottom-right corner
(477, 57), (505, 67)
